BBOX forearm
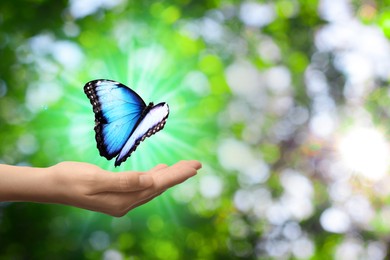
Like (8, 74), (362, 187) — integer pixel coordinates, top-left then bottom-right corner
(0, 164), (53, 203)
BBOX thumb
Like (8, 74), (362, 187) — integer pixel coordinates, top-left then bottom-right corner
(95, 171), (154, 193)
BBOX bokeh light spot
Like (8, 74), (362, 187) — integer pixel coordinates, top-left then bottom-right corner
(103, 249), (123, 260)
(147, 215), (164, 232)
(199, 174), (223, 199)
(320, 207), (350, 233)
(379, 11), (390, 38)
(199, 54), (223, 75)
(337, 127), (390, 180)
(89, 231), (110, 250)
(239, 2), (276, 27)
(161, 6), (181, 24)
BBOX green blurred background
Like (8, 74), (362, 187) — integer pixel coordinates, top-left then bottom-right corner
(2, 0), (390, 259)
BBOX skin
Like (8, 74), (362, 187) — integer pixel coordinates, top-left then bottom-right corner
(0, 160), (202, 217)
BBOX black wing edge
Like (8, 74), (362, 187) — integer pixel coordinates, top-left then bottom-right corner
(84, 79), (116, 160)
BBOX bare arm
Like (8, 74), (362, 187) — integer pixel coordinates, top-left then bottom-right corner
(0, 160), (202, 217)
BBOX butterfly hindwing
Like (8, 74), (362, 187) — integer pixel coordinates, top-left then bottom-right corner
(84, 79), (146, 159)
(115, 102), (169, 166)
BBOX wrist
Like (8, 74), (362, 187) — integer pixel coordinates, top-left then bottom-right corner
(41, 163), (68, 204)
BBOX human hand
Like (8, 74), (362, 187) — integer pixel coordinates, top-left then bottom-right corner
(48, 160), (202, 216)
(0, 160), (202, 217)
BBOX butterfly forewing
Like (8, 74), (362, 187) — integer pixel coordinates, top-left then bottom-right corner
(84, 79), (146, 159)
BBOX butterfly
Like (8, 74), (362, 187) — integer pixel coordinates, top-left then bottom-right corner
(84, 79), (169, 167)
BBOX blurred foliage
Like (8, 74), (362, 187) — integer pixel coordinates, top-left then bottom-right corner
(1, 0), (390, 259)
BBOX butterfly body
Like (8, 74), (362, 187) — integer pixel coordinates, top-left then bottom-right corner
(84, 79), (169, 167)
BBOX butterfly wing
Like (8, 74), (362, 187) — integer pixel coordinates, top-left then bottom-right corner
(115, 102), (169, 166)
(84, 79), (146, 160)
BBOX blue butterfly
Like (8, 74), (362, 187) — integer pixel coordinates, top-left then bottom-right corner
(84, 79), (169, 167)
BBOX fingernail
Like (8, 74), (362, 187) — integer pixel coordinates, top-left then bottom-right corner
(140, 175), (153, 187)
(197, 161), (202, 169)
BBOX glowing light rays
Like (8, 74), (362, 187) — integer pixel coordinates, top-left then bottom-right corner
(29, 24), (214, 173)
(115, 45), (210, 168)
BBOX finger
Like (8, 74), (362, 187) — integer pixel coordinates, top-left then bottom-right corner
(153, 160), (202, 189)
(148, 164), (168, 173)
(133, 160), (201, 200)
(96, 164), (168, 193)
(94, 171), (153, 193)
